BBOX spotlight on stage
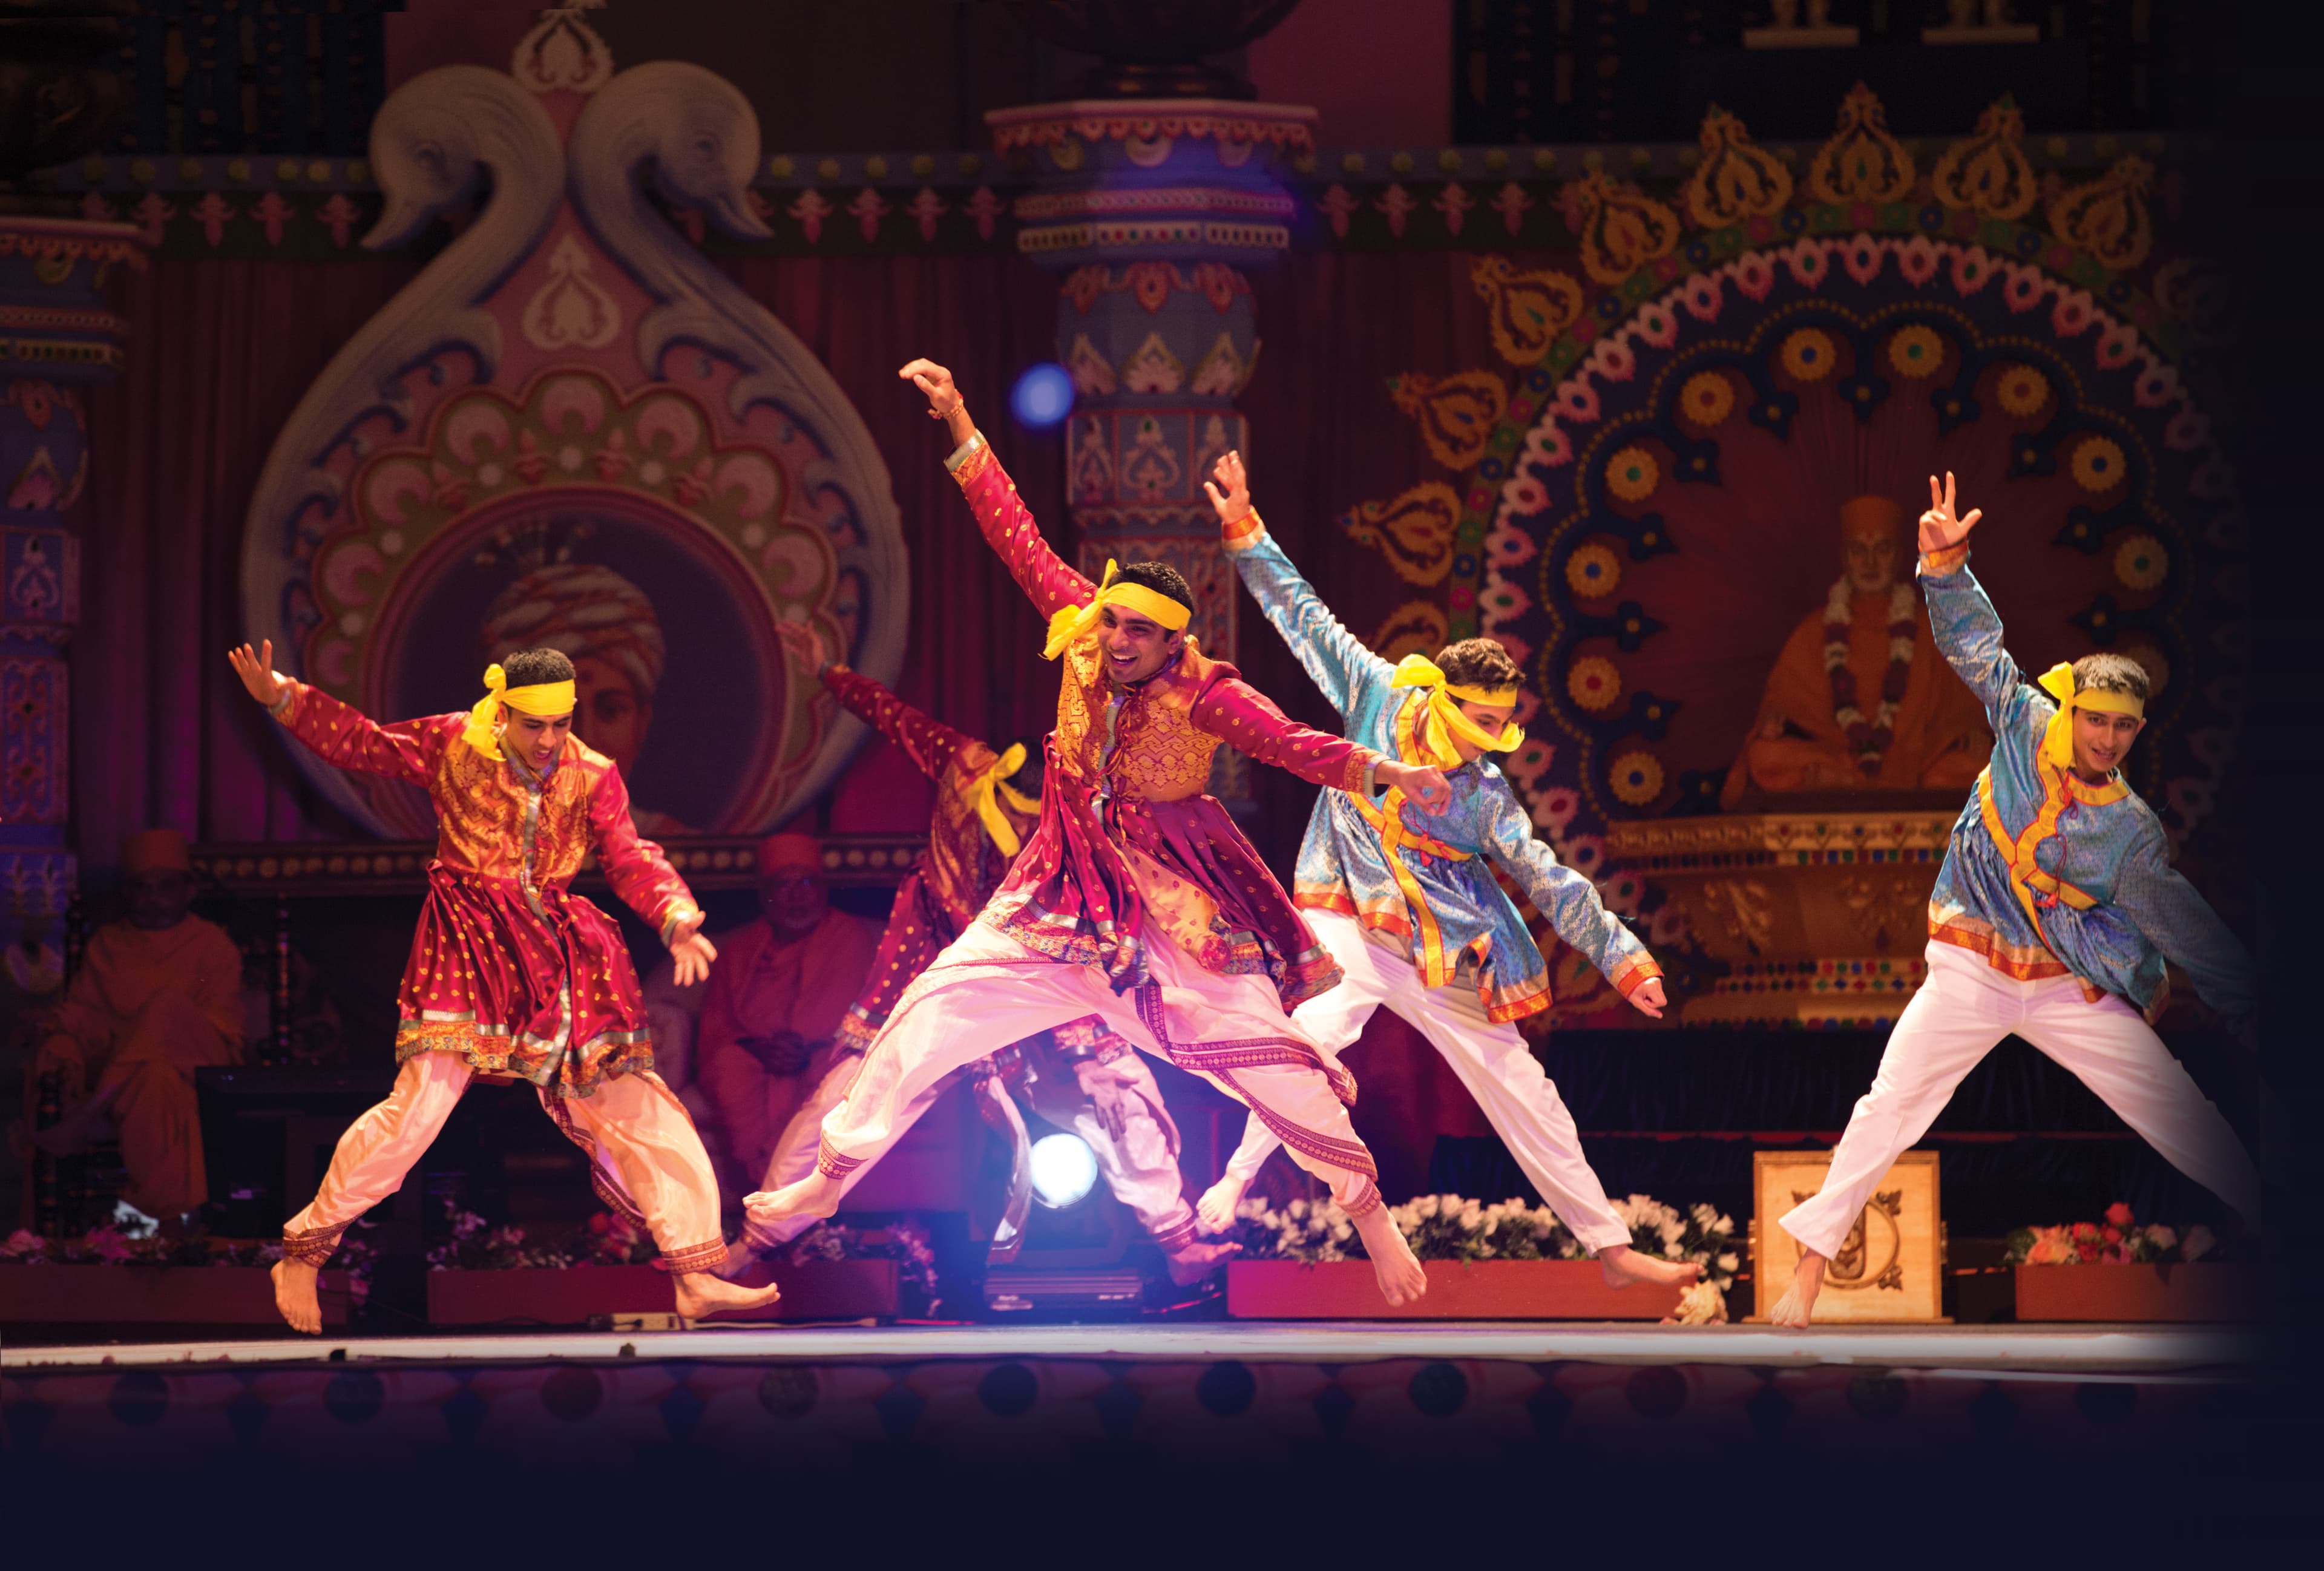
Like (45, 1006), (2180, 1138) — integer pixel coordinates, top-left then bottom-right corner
(1009, 361), (1074, 428)
(1028, 1132), (1098, 1209)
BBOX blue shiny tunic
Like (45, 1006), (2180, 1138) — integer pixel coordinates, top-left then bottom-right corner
(1227, 523), (1655, 1023)
(1922, 559), (2253, 1030)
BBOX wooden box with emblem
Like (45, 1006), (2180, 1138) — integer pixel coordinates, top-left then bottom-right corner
(1749, 1150), (1947, 1322)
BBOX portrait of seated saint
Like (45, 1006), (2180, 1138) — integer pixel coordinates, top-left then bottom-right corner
(1720, 494), (1991, 809)
(479, 560), (695, 835)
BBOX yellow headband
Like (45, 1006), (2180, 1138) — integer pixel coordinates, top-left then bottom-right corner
(2035, 663), (2144, 769)
(969, 743), (1042, 859)
(1042, 560), (1192, 661)
(461, 663), (578, 761)
(1391, 653), (1525, 766)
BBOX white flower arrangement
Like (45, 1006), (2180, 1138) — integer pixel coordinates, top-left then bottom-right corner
(1229, 1191), (1742, 1291)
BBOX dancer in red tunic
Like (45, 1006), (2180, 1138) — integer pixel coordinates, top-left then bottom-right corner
(747, 358), (1456, 1306)
(228, 641), (781, 1331)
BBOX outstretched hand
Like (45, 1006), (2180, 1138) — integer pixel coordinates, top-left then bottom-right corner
(1380, 759), (1454, 813)
(1919, 471), (1983, 556)
(670, 929), (718, 988)
(898, 358), (975, 446)
(1202, 450), (1252, 531)
(228, 641), (286, 706)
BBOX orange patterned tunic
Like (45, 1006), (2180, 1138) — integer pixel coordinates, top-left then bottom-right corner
(948, 435), (1380, 1008)
(272, 682), (697, 1098)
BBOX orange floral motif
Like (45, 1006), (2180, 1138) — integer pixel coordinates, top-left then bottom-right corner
(1342, 481), (1462, 586)
(1390, 370), (1509, 471)
(1679, 370), (1735, 427)
(2071, 436), (2127, 493)
(2048, 156), (2155, 272)
(1469, 255), (1586, 366)
(1682, 105), (1793, 229)
(1781, 328), (1838, 381)
(1887, 325), (1943, 379)
(1931, 95), (2038, 220)
(1559, 172), (1682, 286)
(1807, 83), (1915, 205)
(1995, 364), (2050, 416)
(1605, 445), (1660, 502)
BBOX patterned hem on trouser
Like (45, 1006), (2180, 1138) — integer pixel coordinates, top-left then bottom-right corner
(655, 1238), (730, 1276)
(1151, 1211), (1201, 1253)
(281, 1225), (346, 1267)
(816, 1135), (864, 1179)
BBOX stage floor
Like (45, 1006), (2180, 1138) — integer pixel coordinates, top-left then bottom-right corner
(0, 1319), (2256, 1377)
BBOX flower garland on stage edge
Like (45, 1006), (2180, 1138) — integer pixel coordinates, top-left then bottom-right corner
(1823, 580), (1919, 772)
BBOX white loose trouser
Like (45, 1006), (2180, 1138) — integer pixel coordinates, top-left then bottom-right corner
(1781, 940), (2260, 1260)
(818, 919), (1382, 1216)
(1222, 908), (1632, 1251)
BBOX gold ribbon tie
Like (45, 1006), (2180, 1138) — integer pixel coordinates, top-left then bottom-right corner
(1043, 560), (1192, 661)
(969, 742), (1041, 858)
(1388, 654), (1524, 767)
(461, 663), (577, 761)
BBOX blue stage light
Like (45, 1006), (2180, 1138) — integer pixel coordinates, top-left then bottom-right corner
(1009, 362), (1075, 428)
(1028, 1132), (1099, 1209)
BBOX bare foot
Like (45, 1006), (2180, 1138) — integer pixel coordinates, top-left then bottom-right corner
(1351, 1207), (1428, 1307)
(1598, 1243), (1703, 1290)
(1767, 1250), (1825, 1328)
(672, 1271), (783, 1322)
(1164, 1238), (1242, 1287)
(713, 1236), (766, 1282)
(1194, 1173), (1247, 1235)
(271, 1258), (322, 1335)
(743, 1171), (844, 1232)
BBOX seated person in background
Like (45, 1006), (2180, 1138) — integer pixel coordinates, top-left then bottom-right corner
(692, 833), (880, 1198)
(1721, 494), (1991, 807)
(31, 830), (246, 1225)
(640, 953), (712, 1133)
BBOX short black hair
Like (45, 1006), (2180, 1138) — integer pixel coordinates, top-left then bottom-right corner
(1437, 637), (1523, 693)
(501, 647), (576, 690)
(1008, 736), (1047, 795)
(1112, 560), (1195, 617)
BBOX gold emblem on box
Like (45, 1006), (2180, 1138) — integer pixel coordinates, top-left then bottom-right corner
(1749, 1149), (1948, 1322)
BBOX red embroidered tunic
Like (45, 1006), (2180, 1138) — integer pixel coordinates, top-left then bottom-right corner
(948, 436), (1380, 1008)
(271, 682), (698, 1098)
(822, 665), (1039, 1052)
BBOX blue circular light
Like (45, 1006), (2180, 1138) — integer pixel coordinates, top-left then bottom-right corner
(1029, 1132), (1098, 1208)
(1010, 362), (1075, 428)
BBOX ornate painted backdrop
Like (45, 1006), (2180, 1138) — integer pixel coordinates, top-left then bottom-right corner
(1331, 90), (2240, 1024)
(241, 21), (909, 838)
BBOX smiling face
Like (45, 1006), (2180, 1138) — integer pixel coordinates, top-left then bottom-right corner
(1096, 604), (1184, 686)
(2070, 704), (2143, 779)
(501, 707), (575, 773)
(1449, 697), (1517, 764)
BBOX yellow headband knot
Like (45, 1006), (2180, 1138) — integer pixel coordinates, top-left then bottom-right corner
(1391, 654), (1525, 767)
(1042, 560), (1193, 661)
(2035, 662), (2143, 769)
(461, 663), (579, 761)
(968, 743), (1041, 859)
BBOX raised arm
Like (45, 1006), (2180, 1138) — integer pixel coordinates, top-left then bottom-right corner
(903, 358), (1094, 621)
(1210, 451), (1393, 718)
(822, 664), (976, 785)
(2111, 824), (2257, 1035)
(1191, 672), (1380, 795)
(1915, 473), (2037, 733)
(232, 640), (450, 786)
(1480, 776), (1665, 1012)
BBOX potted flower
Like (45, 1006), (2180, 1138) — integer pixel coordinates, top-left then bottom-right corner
(0, 1224), (367, 1331)
(2005, 1203), (2253, 1323)
(1222, 1193), (1739, 1322)
(422, 1204), (934, 1327)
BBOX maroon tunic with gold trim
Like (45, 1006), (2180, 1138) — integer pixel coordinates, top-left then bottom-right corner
(948, 437), (1380, 1009)
(822, 664), (1038, 1052)
(271, 682), (697, 1098)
